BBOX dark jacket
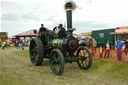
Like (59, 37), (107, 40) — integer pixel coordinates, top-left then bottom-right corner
(39, 27), (47, 32)
(125, 41), (128, 49)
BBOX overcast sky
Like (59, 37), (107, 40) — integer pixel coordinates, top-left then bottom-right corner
(0, 0), (128, 37)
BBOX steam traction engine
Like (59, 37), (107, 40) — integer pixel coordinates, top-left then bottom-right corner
(29, 2), (92, 75)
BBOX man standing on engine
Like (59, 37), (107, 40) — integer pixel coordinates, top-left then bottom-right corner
(38, 24), (48, 46)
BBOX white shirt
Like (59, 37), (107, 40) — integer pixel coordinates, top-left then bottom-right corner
(106, 44), (110, 50)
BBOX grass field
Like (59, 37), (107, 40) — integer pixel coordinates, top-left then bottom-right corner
(0, 47), (128, 85)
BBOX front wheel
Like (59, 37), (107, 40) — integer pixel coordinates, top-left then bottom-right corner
(29, 38), (44, 66)
(50, 49), (64, 75)
(76, 47), (92, 69)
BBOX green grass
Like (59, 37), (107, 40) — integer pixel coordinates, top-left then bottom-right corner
(91, 60), (128, 82)
(14, 48), (29, 57)
(0, 47), (128, 85)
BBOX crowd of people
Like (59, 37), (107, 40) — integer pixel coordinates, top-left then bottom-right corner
(14, 39), (25, 50)
(0, 39), (30, 51)
(86, 38), (128, 64)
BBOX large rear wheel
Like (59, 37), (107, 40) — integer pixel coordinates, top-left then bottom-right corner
(50, 49), (64, 75)
(76, 47), (92, 69)
(29, 38), (44, 66)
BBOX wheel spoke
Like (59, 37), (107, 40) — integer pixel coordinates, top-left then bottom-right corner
(83, 50), (87, 56)
(84, 60), (88, 66)
(53, 53), (57, 62)
(55, 63), (61, 72)
(81, 60), (85, 67)
(31, 42), (36, 47)
(32, 53), (36, 59)
(80, 60), (83, 64)
(50, 49), (64, 75)
(80, 50), (83, 56)
(31, 46), (38, 59)
(77, 47), (92, 69)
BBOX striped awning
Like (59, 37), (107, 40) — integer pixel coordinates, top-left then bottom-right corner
(15, 34), (37, 37)
(110, 26), (128, 34)
(110, 32), (128, 34)
(13, 29), (37, 37)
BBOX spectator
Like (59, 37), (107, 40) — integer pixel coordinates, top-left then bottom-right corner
(99, 45), (104, 58)
(90, 36), (97, 57)
(122, 40), (126, 52)
(86, 39), (90, 49)
(124, 39), (128, 63)
(20, 40), (24, 50)
(115, 39), (123, 61)
(126, 52), (128, 64)
(109, 50), (112, 58)
(19, 42), (21, 49)
(15, 40), (20, 49)
(104, 40), (111, 59)
(6, 40), (10, 47)
(2, 41), (6, 50)
(0, 39), (2, 48)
